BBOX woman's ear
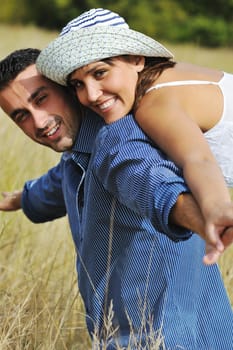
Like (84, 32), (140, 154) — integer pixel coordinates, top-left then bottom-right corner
(134, 56), (145, 72)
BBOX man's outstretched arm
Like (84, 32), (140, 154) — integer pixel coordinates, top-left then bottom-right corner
(170, 192), (233, 264)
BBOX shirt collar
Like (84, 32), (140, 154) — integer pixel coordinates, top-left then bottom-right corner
(72, 110), (104, 154)
(71, 110), (104, 169)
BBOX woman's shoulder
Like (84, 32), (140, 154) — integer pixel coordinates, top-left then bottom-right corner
(159, 62), (222, 82)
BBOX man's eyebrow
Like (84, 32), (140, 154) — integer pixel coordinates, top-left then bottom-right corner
(28, 86), (47, 103)
(10, 86), (48, 120)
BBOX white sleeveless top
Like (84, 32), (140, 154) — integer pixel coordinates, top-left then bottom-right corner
(145, 72), (233, 186)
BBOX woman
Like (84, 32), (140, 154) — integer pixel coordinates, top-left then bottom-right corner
(37, 8), (233, 263)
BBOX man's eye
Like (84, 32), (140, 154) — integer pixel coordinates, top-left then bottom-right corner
(36, 95), (47, 105)
(15, 112), (29, 123)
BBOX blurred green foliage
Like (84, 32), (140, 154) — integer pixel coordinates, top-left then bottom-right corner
(1, 0), (233, 47)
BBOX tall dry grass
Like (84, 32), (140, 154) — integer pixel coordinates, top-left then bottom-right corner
(0, 24), (232, 349)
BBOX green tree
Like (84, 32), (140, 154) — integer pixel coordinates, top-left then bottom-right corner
(1, 0), (232, 47)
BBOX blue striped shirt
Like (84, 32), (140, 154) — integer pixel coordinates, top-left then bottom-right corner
(22, 112), (233, 349)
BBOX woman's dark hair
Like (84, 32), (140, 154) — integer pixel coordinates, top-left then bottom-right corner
(134, 57), (176, 111)
(0, 48), (41, 90)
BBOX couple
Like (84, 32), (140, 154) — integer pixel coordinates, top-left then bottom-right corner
(0, 8), (233, 350)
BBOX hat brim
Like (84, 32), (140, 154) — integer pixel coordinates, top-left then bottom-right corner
(37, 26), (173, 86)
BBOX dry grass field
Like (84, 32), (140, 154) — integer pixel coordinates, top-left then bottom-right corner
(0, 24), (232, 349)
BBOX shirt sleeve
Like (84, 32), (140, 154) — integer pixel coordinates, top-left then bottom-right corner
(21, 160), (66, 223)
(94, 123), (192, 241)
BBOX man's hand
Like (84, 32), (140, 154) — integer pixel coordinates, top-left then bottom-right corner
(0, 190), (22, 211)
(202, 202), (233, 264)
(170, 193), (233, 265)
(203, 226), (233, 265)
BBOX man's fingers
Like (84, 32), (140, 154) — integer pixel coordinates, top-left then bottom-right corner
(221, 227), (233, 247)
(203, 245), (221, 265)
(203, 226), (233, 265)
(205, 222), (224, 252)
(0, 190), (22, 211)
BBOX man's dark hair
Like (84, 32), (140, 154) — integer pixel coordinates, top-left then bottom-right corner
(0, 48), (41, 90)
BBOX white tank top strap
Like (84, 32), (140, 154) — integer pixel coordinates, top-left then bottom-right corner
(146, 80), (219, 94)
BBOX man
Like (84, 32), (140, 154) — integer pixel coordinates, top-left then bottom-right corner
(0, 48), (233, 349)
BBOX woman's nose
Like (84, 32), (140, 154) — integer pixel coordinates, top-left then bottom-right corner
(85, 83), (102, 103)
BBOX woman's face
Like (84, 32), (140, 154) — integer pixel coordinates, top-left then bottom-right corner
(68, 56), (144, 124)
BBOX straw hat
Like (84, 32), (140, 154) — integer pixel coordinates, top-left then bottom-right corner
(36, 8), (173, 86)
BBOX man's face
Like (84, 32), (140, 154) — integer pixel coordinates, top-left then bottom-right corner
(0, 64), (80, 152)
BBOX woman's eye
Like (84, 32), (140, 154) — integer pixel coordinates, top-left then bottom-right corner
(75, 81), (82, 89)
(70, 80), (82, 90)
(95, 70), (106, 78)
